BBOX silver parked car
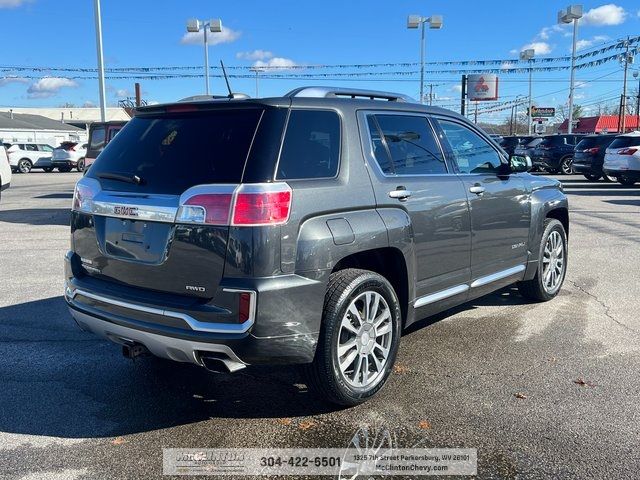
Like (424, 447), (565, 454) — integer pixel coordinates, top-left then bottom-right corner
(52, 142), (88, 172)
(7, 143), (55, 173)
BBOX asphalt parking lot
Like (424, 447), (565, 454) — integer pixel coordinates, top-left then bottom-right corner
(0, 171), (639, 479)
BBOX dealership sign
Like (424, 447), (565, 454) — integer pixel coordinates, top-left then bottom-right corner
(467, 74), (499, 101)
(529, 106), (556, 117)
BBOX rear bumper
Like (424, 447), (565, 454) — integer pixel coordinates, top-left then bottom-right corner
(53, 160), (78, 167)
(532, 155), (560, 169)
(572, 163), (601, 175)
(64, 251), (325, 366)
(0, 182), (9, 192)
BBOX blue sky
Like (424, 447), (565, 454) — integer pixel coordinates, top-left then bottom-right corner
(1, 0), (639, 123)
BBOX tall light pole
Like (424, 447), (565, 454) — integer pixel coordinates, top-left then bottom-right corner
(186, 18), (223, 95)
(93, 0), (107, 122)
(520, 48), (535, 135)
(634, 70), (640, 131)
(407, 14), (443, 104)
(558, 5), (583, 134)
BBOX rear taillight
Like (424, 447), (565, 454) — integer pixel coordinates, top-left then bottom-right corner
(238, 292), (252, 323)
(618, 148), (638, 155)
(72, 178), (100, 213)
(585, 147), (599, 154)
(177, 183), (292, 227)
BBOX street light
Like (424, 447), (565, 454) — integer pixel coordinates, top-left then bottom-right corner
(558, 4), (583, 134)
(407, 14), (443, 104)
(93, 0), (107, 122)
(186, 18), (223, 95)
(520, 48), (535, 135)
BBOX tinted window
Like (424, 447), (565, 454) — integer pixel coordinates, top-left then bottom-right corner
(367, 116), (394, 174)
(526, 138), (543, 147)
(370, 114), (446, 175)
(438, 120), (503, 174)
(39, 145), (53, 152)
(88, 109), (263, 195)
(108, 127), (122, 141)
(89, 126), (106, 152)
(576, 136), (613, 149)
(25, 144), (37, 151)
(276, 110), (340, 179)
(609, 136), (640, 149)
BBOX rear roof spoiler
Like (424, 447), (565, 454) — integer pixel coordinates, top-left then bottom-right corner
(285, 87), (415, 103)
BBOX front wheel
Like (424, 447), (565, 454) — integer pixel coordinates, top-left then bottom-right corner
(560, 157), (574, 175)
(18, 159), (32, 173)
(304, 269), (402, 406)
(77, 158), (85, 172)
(518, 219), (568, 302)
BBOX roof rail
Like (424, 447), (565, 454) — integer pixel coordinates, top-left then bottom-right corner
(178, 93), (251, 103)
(285, 87), (415, 103)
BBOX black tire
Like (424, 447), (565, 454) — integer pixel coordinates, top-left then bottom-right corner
(560, 157), (574, 175)
(602, 173), (616, 182)
(583, 173), (601, 181)
(17, 158), (32, 173)
(42, 167), (53, 173)
(518, 219), (568, 302)
(618, 176), (636, 186)
(58, 167), (71, 173)
(77, 158), (85, 172)
(304, 268), (402, 406)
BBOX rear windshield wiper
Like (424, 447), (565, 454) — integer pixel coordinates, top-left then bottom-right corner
(97, 172), (144, 185)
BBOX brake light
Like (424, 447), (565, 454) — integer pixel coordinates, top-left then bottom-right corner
(177, 183), (292, 227)
(618, 148), (638, 155)
(585, 147), (599, 154)
(233, 189), (291, 226)
(72, 178), (100, 213)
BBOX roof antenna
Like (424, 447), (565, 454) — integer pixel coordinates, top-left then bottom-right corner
(220, 60), (233, 98)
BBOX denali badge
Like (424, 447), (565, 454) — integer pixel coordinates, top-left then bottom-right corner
(511, 242), (526, 250)
(186, 285), (206, 292)
(113, 206), (139, 217)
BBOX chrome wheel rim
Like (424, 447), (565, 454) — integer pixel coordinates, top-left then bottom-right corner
(561, 158), (573, 175)
(337, 291), (393, 389)
(19, 160), (30, 173)
(542, 230), (565, 293)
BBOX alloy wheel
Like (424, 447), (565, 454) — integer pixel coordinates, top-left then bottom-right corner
(336, 291), (393, 389)
(542, 230), (565, 294)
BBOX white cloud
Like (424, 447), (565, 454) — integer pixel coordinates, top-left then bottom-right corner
(181, 27), (241, 46)
(451, 85), (462, 93)
(236, 50), (273, 61)
(500, 62), (516, 70)
(252, 57), (297, 71)
(82, 100), (96, 108)
(537, 24), (564, 40)
(26, 77), (78, 99)
(511, 42), (552, 56)
(0, 77), (28, 87)
(581, 4), (627, 26)
(0, 0), (31, 8)
(575, 35), (609, 51)
(114, 88), (130, 99)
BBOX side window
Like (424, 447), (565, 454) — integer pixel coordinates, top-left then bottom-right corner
(25, 144), (38, 151)
(437, 120), (503, 174)
(89, 126), (106, 151)
(108, 127), (121, 141)
(369, 114), (447, 175)
(366, 116), (394, 174)
(39, 145), (53, 152)
(276, 110), (340, 180)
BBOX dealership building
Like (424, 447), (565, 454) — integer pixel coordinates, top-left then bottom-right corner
(557, 115), (640, 134)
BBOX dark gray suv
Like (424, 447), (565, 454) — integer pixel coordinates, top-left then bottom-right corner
(64, 87), (569, 405)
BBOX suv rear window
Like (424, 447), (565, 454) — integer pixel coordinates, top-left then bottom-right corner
(276, 110), (340, 179)
(609, 136), (640, 149)
(88, 109), (263, 194)
(89, 126), (106, 151)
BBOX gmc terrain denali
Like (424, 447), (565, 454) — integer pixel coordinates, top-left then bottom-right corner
(65, 87), (569, 405)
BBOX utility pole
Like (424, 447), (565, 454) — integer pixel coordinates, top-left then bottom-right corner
(619, 37), (630, 133)
(509, 105), (514, 135)
(460, 75), (467, 116)
(514, 102), (519, 135)
(429, 83), (433, 106)
(474, 101), (478, 124)
(93, 0), (107, 122)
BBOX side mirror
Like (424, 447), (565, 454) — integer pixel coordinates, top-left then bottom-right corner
(509, 154), (532, 173)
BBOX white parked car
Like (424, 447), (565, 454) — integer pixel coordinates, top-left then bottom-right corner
(0, 145), (11, 201)
(603, 131), (640, 186)
(7, 142), (55, 173)
(52, 142), (88, 172)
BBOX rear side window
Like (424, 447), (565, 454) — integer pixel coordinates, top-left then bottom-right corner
(609, 136), (640, 149)
(88, 109), (263, 194)
(368, 114), (447, 175)
(25, 144), (37, 151)
(89, 126), (106, 151)
(276, 110), (340, 180)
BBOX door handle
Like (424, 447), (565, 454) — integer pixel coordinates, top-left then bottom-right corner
(469, 185), (486, 195)
(389, 187), (412, 200)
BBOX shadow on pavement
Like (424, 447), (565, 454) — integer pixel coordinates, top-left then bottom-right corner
(35, 193), (74, 199)
(605, 198), (640, 207)
(0, 296), (338, 440)
(0, 208), (70, 226)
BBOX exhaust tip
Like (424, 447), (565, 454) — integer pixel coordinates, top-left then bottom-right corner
(201, 356), (231, 373)
(122, 342), (150, 359)
(198, 351), (246, 373)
